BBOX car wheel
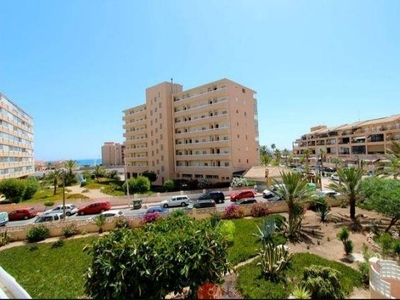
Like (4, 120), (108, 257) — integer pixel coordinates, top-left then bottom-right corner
(66, 212), (71, 216)
(181, 202), (186, 207)
(79, 211), (85, 215)
(100, 210), (105, 213)
(163, 204), (168, 208)
(24, 216), (28, 220)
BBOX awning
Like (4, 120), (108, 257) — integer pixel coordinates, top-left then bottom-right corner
(353, 136), (366, 140)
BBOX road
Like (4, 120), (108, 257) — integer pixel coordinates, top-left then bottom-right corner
(5, 195), (272, 227)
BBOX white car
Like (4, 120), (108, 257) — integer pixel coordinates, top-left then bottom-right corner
(43, 204), (78, 216)
(160, 195), (190, 208)
(318, 190), (341, 198)
(88, 210), (124, 221)
(331, 174), (340, 181)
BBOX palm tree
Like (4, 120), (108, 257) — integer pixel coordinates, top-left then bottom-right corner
(273, 171), (312, 240)
(93, 165), (106, 180)
(331, 157), (341, 170)
(46, 168), (63, 195)
(319, 149), (326, 174)
(328, 167), (363, 220)
(274, 149), (281, 165)
(377, 140), (400, 179)
(64, 160), (78, 177)
(282, 148), (290, 167)
(45, 161), (53, 170)
(302, 148), (312, 167)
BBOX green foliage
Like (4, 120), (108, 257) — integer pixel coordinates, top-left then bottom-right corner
(83, 215), (231, 299)
(337, 227), (350, 242)
(253, 218), (277, 246)
(209, 211), (222, 227)
(94, 214), (106, 233)
(114, 217), (131, 229)
(141, 170), (158, 183)
(0, 237), (97, 298)
(230, 177), (250, 187)
(0, 178), (27, 203)
(291, 285), (311, 299)
(378, 233), (394, 258)
(23, 178), (40, 200)
(51, 239), (65, 249)
(44, 201), (54, 207)
(80, 181), (87, 187)
(27, 224), (50, 243)
(358, 262), (370, 285)
(62, 223), (79, 237)
(168, 209), (186, 219)
(257, 244), (292, 279)
(219, 220), (235, 244)
(123, 176), (151, 194)
(163, 179), (174, 191)
(343, 240), (354, 255)
(250, 202), (271, 217)
(302, 265), (346, 299)
(360, 177), (400, 232)
(0, 231), (12, 247)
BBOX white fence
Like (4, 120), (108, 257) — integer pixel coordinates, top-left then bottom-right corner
(370, 258), (400, 299)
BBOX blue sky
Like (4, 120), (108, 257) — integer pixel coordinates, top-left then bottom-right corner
(1, 0), (399, 161)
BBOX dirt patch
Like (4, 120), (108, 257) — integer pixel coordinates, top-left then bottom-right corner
(219, 206), (385, 299)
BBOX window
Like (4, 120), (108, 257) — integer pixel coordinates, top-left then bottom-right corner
(236, 110), (238, 113)
(242, 88), (246, 93)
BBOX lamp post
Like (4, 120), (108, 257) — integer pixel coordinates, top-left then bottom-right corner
(124, 161), (130, 208)
(61, 168), (66, 219)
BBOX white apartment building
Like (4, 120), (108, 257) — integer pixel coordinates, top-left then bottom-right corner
(0, 93), (34, 179)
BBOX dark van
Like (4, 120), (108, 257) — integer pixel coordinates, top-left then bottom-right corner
(197, 191), (225, 204)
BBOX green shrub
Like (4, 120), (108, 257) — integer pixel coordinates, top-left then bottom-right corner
(51, 239), (65, 249)
(358, 262), (369, 285)
(62, 223), (79, 237)
(0, 231), (12, 247)
(44, 201), (55, 207)
(337, 227), (349, 242)
(114, 217), (131, 229)
(219, 220), (235, 244)
(343, 240), (354, 255)
(27, 224), (50, 243)
(0, 178), (26, 203)
(210, 211), (222, 227)
(80, 181), (87, 187)
(23, 178), (40, 200)
(168, 209), (186, 218)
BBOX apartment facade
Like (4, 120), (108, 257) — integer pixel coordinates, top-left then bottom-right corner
(101, 142), (125, 167)
(292, 114), (400, 166)
(123, 78), (259, 186)
(0, 93), (34, 180)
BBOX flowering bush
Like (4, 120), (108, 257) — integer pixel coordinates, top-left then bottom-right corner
(115, 216), (131, 229)
(140, 212), (161, 225)
(222, 204), (244, 219)
(62, 223), (79, 237)
(230, 177), (250, 187)
(250, 203), (271, 217)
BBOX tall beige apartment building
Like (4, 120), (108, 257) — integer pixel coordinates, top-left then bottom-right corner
(101, 142), (125, 167)
(123, 78), (259, 186)
(292, 114), (400, 166)
(0, 92), (34, 179)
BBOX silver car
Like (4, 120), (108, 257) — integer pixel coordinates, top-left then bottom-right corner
(160, 195), (190, 208)
(43, 204), (78, 216)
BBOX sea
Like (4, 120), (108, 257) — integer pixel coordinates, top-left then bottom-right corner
(75, 158), (102, 167)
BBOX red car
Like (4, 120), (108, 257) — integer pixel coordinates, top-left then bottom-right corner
(8, 207), (38, 221)
(77, 201), (111, 215)
(230, 190), (255, 202)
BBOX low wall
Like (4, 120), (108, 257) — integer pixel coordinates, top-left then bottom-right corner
(369, 257), (400, 299)
(0, 198), (342, 242)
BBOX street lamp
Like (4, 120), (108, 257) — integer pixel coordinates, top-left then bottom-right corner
(124, 160), (130, 208)
(60, 168), (67, 219)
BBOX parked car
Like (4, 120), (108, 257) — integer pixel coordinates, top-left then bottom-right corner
(77, 201), (111, 215)
(160, 195), (190, 208)
(271, 183), (286, 192)
(186, 199), (216, 210)
(262, 189), (283, 201)
(88, 210), (124, 221)
(197, 191), (225, 204)
(317, 190), (341, 198)
(144, 206), (169, 215)
(43, 204), (78, 216)
(0, 212), (9, 226)
(230, 190), (255, 202)
(8, 207), (38, 221)
(331, 173), (340, 181)
(235, 198), (257, 205)
(34, 213), (64, 223)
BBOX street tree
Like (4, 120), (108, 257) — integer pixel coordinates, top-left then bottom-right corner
(328, 167), (363, 220)
(361, 177), (400, 232)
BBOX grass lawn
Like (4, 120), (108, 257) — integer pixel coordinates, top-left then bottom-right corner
(236, 252), (363, 299)
(0, 237), (97, 298)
